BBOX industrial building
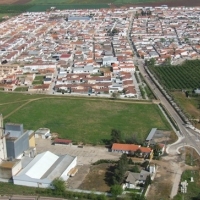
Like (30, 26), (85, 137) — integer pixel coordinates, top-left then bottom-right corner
(13, 151), (77, 188)
(4, 123), (35, 159)
(0, 114), (77, 187)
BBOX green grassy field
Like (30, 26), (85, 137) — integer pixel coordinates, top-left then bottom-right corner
(0, 92), (171, 144)
(173, 170), (200, 200)
(0, 0), (166, 12)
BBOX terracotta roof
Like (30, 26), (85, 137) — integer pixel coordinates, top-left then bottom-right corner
(54, 138), (72, 144)
(112, 143), (152, 153)
(112, 143), (140, 151)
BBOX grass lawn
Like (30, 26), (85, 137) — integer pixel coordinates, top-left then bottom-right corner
(0, 92), (171, 144)
(173, 170), (200, 200)
(0, 92), (46, 104)
(32, 76), (44, 85)
(14, 87), (28, 92)
(171, 91), (200, 129)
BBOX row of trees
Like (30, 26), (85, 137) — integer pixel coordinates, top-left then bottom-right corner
(110, 129), (143, 146)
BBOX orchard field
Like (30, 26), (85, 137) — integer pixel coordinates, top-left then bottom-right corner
(149, 60), (200, 90)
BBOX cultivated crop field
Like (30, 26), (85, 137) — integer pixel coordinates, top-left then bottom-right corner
(0, 92), (171, 144)
(150, 60), (200, 90)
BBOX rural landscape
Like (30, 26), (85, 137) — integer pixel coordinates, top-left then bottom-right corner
(1, 1), (200, 200)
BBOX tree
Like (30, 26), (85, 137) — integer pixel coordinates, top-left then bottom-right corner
(111, 92), (120, 99)
(52, 178), (66, 195)
(131, 165), (140, 173)
(113, 154), (128, 184)
(110, 184), (123, 197)
(111, 129), (122, 143)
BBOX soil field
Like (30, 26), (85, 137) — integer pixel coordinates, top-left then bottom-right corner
(78, 163), (113, 192)
(0, 0), (200, 7)
(0, 0), (30, 4)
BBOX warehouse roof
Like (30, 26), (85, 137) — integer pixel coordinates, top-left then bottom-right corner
(13, 151), (77, 184)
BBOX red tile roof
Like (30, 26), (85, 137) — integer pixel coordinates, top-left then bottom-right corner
(112, 143), (152, 153)
(54, 138), (72, 144)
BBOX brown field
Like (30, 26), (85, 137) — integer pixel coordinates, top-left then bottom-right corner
(78, 163), (113, 192)
(0, 0), (200, 6)
(131, 0), (200, 7)
(0, 0), (30, 4)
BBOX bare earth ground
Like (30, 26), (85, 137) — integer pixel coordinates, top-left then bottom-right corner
(147, 154), (199, 200)
(0, 0), (200, 6)
(78, 163), (112, 192)
(0, 0), (30, 4)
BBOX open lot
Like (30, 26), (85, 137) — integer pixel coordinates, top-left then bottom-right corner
(1, 92), (171, 144)
(35, 138), (120, 190)
(78, 163), (112, 192)
(35, 138), (120, 165)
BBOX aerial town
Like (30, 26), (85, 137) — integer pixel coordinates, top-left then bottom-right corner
(0, 5), (200, 200)
(0, 6), (200, 98)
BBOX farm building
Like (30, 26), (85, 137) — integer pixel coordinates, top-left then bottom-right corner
(54, 138), (72, 145)
(4, 123), (33, 159)
(13, 151), (77, 188)
(111, 143), (153, 159)
(35, 128), (51, 139)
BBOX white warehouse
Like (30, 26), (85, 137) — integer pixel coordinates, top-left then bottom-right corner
(13, 151), (77, 188)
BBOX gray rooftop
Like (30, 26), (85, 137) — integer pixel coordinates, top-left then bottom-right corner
(146, 128), (157, 141)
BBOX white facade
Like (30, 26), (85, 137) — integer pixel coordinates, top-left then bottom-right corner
(60, 157), (77, 181)
(0, 114), (7, 160)
(13, 151), (77, 188)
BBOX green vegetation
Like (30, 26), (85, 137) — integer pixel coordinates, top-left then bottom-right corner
(0, 182), (109, 200)
(110, 184), (123, 197)
(139, 85), (145, 99)
(5, 100), (171, 144)
(14, 87), (28, 92)
(149, 60), (200, 90)
(112, 154), (128, 185)
(173, 170), (200, 200)
(0, 0), (169, 13)
(144, 85), (155, 99)
(32, 76), (44, 85)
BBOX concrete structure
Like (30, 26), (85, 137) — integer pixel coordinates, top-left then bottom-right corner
(28, 131), (36, 148)
(13, 151), (77, 188)
(0, 114), (7, 160)
(0, 160), (22, 181)
(4, 123), (30, 159)
(145, 128), (157, 146)
(35, 128), (51, 139)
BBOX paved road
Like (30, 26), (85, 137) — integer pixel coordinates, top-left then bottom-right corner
(138, 62), (200, 155)
(127, 14), (200, 156)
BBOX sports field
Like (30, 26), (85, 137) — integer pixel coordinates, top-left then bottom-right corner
(0, 92), (171, 144)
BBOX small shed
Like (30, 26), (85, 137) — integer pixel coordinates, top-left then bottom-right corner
(35, 128), (51, 139)
(145, 128), (157, 146)
(54, 138), (72, 145)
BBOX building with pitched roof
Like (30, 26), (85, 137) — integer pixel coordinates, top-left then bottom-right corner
(13, 151), (77, 188)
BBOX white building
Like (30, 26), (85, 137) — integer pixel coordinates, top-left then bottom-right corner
(13, 151), (77, 188)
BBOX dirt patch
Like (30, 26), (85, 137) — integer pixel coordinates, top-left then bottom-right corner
(78, 163), (113, 192)
(0, 0), (31, 4)
(147, 155), (182, 200)
(120, 0), (200, 7)
(67, 165), (90, 189)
